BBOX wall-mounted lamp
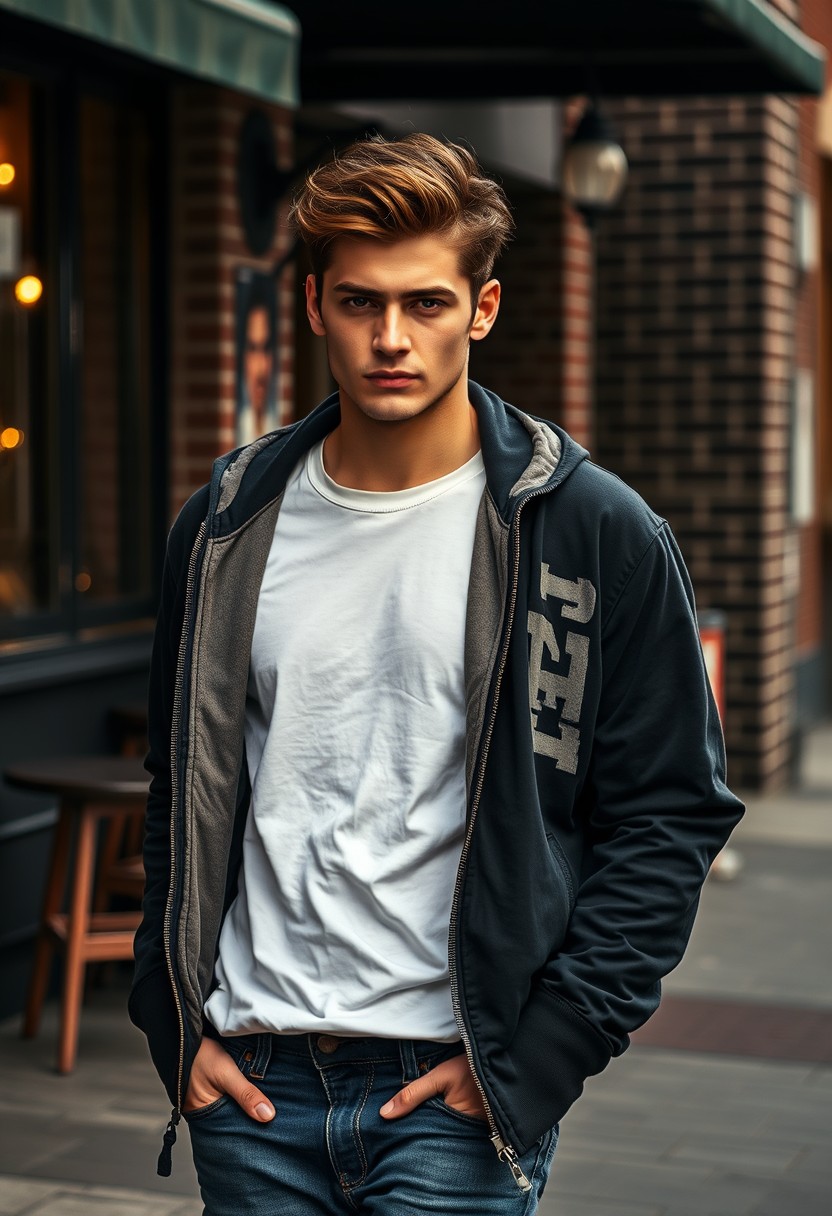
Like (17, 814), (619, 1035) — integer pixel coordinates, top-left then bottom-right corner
(563, 102), (628, 228)
(0, 162), (14, 188)
(14, 273), (42, 305)
(0, 426), (24, 450)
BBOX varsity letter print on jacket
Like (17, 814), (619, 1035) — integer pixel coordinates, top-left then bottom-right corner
(528, 565), (597, 775)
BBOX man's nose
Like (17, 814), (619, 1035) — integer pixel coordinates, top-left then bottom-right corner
(372, 307), (410, 355)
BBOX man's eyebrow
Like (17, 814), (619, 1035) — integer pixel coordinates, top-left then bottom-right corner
(332, 281), (459, 301)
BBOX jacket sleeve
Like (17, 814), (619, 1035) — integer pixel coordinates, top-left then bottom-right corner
(128, 487), (209, 1098)
(515, 522), (745, 1126)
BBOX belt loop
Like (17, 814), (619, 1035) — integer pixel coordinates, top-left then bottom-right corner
(248, 1033), (272, 1080)
(398, 1038), (419, 1084)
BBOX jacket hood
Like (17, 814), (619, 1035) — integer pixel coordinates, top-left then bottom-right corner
(209, 381), (590, 537)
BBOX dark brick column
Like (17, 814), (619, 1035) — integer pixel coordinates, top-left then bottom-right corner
(593, 96), (800, 790)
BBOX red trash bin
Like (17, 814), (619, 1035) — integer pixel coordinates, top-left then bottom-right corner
(698, 609), (726, 724)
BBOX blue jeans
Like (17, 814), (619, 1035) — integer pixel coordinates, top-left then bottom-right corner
(185, 1032), (558, 1215)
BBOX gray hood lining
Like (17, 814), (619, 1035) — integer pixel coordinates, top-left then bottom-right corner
(509, 414), (563, 500)
(216, 428), (291, 516)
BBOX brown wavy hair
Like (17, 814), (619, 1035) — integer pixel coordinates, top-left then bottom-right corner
(290, 133), (514, 300)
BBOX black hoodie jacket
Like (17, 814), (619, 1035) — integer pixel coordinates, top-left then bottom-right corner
(129, 383), (744, 1181)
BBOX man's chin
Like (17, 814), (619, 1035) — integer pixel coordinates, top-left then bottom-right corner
(352, 397), (432, 423)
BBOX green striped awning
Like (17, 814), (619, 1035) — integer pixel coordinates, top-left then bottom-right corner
(0, 0), (299, 106)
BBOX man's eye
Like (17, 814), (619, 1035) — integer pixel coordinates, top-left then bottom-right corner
(417, 299), (443, 311)
(346, 296), (372, 309)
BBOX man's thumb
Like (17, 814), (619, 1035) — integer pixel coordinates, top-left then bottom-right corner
(227, 1073), (274, 1122)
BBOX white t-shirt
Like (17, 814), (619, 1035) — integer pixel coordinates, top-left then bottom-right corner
(204, 438), (486, 1041)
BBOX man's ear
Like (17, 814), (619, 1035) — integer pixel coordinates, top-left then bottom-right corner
(305, 274), (326, 336)
(469, 279), (501, 342)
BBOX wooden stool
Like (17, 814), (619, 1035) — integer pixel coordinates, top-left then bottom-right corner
(96, 704), (150, 897)
(4, 756), (149, 1073)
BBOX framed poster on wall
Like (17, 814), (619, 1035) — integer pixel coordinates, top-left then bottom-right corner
(235, 266), (278, 445)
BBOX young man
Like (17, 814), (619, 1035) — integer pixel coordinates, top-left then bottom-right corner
(130, 134), (744, 1214)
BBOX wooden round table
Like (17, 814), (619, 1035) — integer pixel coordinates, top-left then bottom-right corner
(5, 756), (149, 1073)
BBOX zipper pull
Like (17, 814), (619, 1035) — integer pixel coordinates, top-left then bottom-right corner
(157, 1108), (181, 1177)
(490, 1132), (532, 1193)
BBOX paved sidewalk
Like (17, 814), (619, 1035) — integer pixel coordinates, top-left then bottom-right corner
(0, 728), (830, 1216)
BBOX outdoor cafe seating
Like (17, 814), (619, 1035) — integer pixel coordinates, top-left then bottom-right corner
(4, 712), (149, 1073)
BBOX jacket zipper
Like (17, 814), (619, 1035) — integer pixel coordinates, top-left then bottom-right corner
(158, 519), (207, 1176)
(448, 484), (551, 1193)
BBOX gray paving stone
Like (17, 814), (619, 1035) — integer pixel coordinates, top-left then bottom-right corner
(0, 1178), (193, 1216)
(0, 1177), (60, 1216)
(542, 1039), (832, 1214)
(0, 1098), (161, 1136)
(662, 1137), (800, 1176)
(18, 1126), (199, 1199)
(539, 1194), (661, 1216)
(749, 1181), (832, 1216)
(654, 1169), (776, 1216)
(667, 840), (832, 1008)
(550, 1158), (713, 1205)
(785, 1146), (832, 1180)
(0, 1127), (85, 1178)
(24, 1190), (188, 1216)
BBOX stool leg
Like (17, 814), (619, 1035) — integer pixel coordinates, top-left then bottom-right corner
(93, 809), (124, 915)
(57, 806), (96, 1074)
(23, 805), (73, 1040)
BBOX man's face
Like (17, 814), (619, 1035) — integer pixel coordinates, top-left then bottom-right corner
(305, 233), (499, 424)
(243, 306), (274, 414)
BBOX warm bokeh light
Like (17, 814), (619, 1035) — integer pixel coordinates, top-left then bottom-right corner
(0, 163), (15, 187)
(0, 426), (25, 450)
(14, 274), (43, 305)
(74, 571), (92, 593)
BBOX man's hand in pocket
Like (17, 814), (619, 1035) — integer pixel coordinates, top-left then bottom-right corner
(183, 1036), (275, 1121)
(379, 1050), (488, 1122)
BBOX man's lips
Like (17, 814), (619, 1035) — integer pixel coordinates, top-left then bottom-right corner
(365, 371), (420, 387)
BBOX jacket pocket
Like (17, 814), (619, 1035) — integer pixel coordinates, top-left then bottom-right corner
(545, 832), (575, 911)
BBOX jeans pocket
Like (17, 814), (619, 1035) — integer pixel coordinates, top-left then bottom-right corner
(425, 1094), (491, 1129)
(182, 1036), (255, 1121)
(182, 1093), (233, 1122)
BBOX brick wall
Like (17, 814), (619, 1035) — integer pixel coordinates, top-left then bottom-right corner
(592, 96), (800, 789)
(469, 176), (593, 449)
(169, 86), (294, 517)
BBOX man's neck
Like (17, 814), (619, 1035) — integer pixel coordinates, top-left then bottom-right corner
(323, 389), (481, 492)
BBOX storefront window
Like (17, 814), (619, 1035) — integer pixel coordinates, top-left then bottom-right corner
(0, 72), (57, 625)
(0, 68), (159, 648)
